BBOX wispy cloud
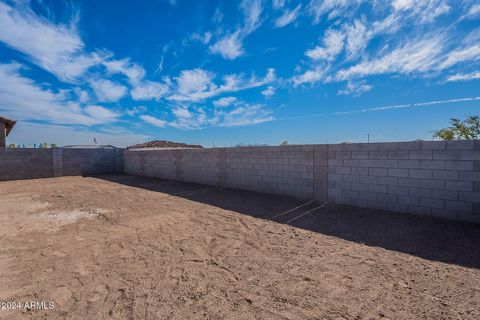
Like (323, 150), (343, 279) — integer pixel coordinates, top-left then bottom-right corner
(261, 86), (276, 97)
(462, 4), (480, 19)
(89, 79), (128, 102)
(335, 33), (446, 81)
(103, 58), (145, 84)
(131, 80), (170, 101)
(213, 96), (238, 107)
(392, 0), (450, 24)
(308, 0), (363, 24)
(209, 0), (264, 60)
(168, 68), (276, 102)
(291, 67), (326, 86)
(331, 96), (480, 115)
(209, 31), (245, 60)
(0, 2), (105, 82)
(344, 19), (369, 60)
(272, 0), (286, 10)
(240, 0), (263, 35)
(438, 44), (480, 69)
(446, 71), (480, 82)
(337, 81), (372, 96)
(0, 62), (119, 126)
(274, 4), (302, 28)
(140, 115), (167, 128)
(305, 28), (345, 61)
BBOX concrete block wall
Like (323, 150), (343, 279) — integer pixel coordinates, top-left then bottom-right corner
(124, 145), (327, 200)
(62, 149), (118, 176)
(224, 146), (316, 199)
(327, 140), (480, 223)
(123, 140), (479, 223)
(123, 149), (178, 180)
(0, 148), (122, 181)
(0, 148), (53, 180)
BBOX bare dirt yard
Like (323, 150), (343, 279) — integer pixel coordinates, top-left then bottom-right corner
(0, 174), (479, 319)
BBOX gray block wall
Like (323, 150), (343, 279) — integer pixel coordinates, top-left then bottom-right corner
(0, 148), (53, 180)
(123, 140), (479, 223)
(327, 141), (480, 223)
(224, 146), (316, 199)
(1, 141), (478, 223)
(0, 148), (122, 181)
(123, 145), (328, 200)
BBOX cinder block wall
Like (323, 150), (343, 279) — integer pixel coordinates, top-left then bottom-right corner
(223, 146), (316, 199)
(0, 148), (122, 181)
(123, 145), (328, 200)
(0, 148), (53, 180)
(327, 140), (480, 223)
(123, 140), (479, 223)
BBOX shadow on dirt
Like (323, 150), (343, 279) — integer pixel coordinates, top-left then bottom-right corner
(94, 174), (480, 269)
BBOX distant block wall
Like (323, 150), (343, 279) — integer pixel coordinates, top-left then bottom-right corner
(0, 148), (122, 181)
(123, 141), (479, 223)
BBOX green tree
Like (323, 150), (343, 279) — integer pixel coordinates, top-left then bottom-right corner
(433, 115), (480, 140)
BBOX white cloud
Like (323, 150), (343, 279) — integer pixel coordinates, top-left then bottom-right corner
(213, 97), (238, 107)
(140, 115), (167, 128)
(212, 104), (273, 127)
(74, 88), (90, 103)
(190, 31), (212, 45)
(446, 71), (480, 82)
(392, 0), (415, 10)
(345, 19), (369, 60)
(335, 34), (446, 81)
(126, 106), (147, 116)
(0, 3), (105, 82)
(175, 69), (215, 95)
(131, 80), (170, 101)
(167, 103), (273, 129)
(240, 0), (263, 35)
(272, 0), (286, 10)
(84, 105), (119, 121)
(168, 68), (276, 102)
(90, 79), (128, 102)
(337, 81), (373, 96)
(438, 44), (480, 69)
(305, 29), (345, 61)
(463, 4), (480, 19)
(392, 0), (450, 24)
(103, 58), (145, 84)
(291, 67), (326, 86)
(209, 31), (245, 60)
(275, 5), (302, 28)
(261, 86), (276, 97)
(172, 107), (192, 118)
(308, 0), (363, 24)
(0, 63), (119, 126)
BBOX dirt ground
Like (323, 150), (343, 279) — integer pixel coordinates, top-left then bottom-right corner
(0, 174), (479, 320)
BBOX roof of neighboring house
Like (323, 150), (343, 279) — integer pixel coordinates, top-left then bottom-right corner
(61, 144), (118, 149)
(0, 116), (16, 137)
(127, 140), (204, 150)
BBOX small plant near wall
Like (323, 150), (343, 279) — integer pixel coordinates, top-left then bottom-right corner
(433, 115), (480, 140)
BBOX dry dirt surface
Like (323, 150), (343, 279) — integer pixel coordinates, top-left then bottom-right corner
(0, 174), (479, 320)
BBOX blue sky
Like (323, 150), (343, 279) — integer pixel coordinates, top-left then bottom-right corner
(0, 0), (479, 147)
